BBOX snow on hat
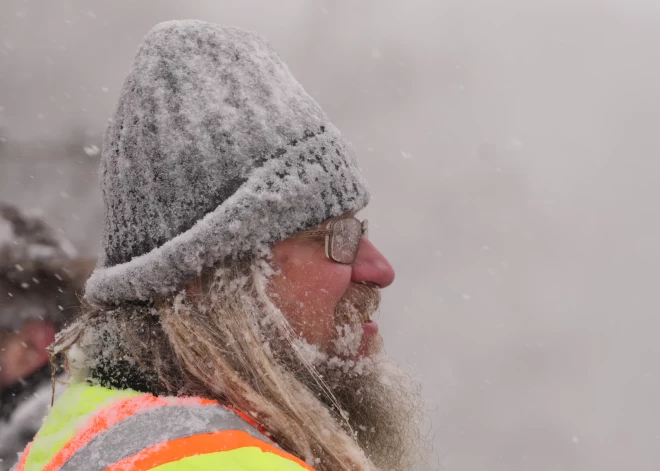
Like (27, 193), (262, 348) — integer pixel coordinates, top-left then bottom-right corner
(0, 203), (93, 330)
(84, 20), (370, 306)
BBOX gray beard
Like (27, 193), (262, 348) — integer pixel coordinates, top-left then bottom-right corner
(288, 339), (427, 470)
(263, 282), (429, 470)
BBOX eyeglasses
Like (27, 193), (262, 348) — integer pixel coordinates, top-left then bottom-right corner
(292, 217), (368, 264)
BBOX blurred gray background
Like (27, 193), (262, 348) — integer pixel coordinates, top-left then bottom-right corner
(2, 1), (659, 469)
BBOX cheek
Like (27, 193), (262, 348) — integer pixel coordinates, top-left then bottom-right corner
(294, 263), (348, 302)
(269, 254), (352, 345)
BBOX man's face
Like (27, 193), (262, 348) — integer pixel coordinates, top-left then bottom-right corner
(267, 213), (395, 358)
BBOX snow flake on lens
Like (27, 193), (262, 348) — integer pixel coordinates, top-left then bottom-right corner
(83, 145), (100, 156)
(507, 138), (523, 151)
(370, 48), (383, 60)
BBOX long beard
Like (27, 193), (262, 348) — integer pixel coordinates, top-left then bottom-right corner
(277, 283), (428, 470)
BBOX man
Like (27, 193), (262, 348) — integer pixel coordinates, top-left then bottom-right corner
(0, 203), (92, 471)
(16, 20), (428, 471)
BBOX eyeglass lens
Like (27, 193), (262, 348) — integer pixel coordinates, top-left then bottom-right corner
(329, 218), (363, 263)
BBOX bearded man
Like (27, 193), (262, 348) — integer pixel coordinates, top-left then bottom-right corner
(15, 20), (428, 471)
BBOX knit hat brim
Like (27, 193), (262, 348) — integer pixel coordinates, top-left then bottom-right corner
(84, 128), (369, 306)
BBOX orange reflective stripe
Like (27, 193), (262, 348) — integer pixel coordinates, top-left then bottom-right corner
(104, 429), (315, 471)
(42, 393), (217, 471)
(13, 439), (32, 471)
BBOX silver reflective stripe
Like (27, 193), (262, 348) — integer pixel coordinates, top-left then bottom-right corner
(59, 404), (273, 471)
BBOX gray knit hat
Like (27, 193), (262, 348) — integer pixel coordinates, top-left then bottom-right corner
(84, 20), (370, 306)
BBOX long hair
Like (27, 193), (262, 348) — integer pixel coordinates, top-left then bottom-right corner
(52, 258), (426, 470)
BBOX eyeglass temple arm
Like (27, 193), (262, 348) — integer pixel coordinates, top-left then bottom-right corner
(291, 229), (333, 239)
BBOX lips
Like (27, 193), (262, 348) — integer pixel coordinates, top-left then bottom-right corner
(362, 317), (378, 332)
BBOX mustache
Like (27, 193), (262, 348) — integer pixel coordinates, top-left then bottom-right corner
(334, 283), (381, 323)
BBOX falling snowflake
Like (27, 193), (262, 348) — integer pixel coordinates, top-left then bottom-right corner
(508, 138), (524, 150)
(84, 144), (100, 156)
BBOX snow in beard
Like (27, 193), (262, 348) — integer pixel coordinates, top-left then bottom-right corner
(248, 260), (379, 379)
(332, 306), (365, 358)
(287, 311), (378, 382)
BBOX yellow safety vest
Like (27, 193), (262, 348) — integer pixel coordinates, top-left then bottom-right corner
(15, 382), (313, 471)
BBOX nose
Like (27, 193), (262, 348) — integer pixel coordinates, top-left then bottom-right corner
(351, 237), (396, 288)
